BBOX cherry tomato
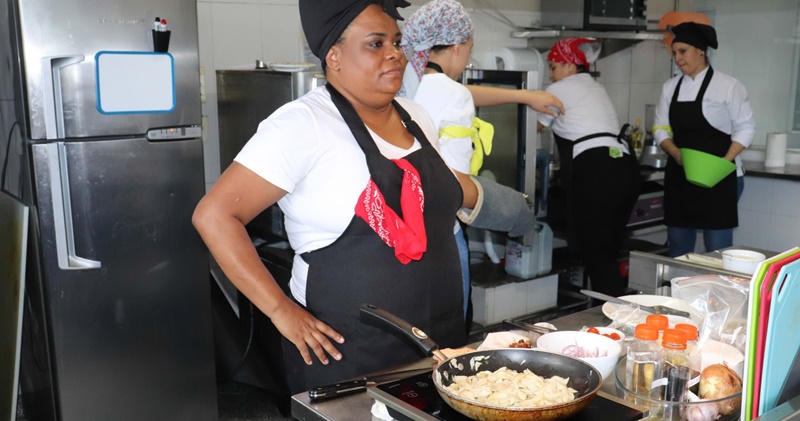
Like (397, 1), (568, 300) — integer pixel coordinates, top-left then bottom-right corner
(587, 327), (599, 334)
(609, 333), (621, 340)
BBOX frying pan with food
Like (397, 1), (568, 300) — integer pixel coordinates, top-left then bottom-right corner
(361, 304), (603, 421)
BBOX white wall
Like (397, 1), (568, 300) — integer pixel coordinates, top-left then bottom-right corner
(689, 0), (799, 147)
(195, 0), (800, 254)
(196, 0), (541, 190)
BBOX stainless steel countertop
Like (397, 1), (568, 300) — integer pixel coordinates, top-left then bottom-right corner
(742, 160), (800, 181)
(290, 306), (621, 421)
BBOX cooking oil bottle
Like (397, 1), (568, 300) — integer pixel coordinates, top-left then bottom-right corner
(625, 323), (662, 403)
(631, 118), (644, 159)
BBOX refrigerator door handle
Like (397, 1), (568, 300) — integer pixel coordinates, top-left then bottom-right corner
(46, 142), (101, 270)
(41, 55), (85, 139)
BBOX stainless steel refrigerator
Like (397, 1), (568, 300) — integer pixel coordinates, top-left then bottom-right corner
(0, 0), (217, 420)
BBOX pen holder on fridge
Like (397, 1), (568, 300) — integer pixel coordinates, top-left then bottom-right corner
(152, 30), (171, 53)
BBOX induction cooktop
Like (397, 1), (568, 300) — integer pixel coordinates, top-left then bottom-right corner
(367, 372), (645, 421)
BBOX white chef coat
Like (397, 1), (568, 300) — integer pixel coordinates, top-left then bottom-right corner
(653, 66), (756, 177)
(538, 73), (627, 158)
(413, 73), (474, 174)
(412, 72), (473, 235)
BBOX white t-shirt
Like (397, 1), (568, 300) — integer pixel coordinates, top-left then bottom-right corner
(235, 86), (444, 305)
(538, 73), (627, 158)
(413, 73), (474, 174)
(653, 66), (756, 177)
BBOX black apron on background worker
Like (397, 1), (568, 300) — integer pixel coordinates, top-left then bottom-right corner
(281, 83), (466, 393)
(664, 67), (737, 229)
(554, 129), (641, 297)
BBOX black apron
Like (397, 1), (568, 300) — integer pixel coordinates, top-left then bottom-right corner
(553, 127), (641, 296)
(664, 67), (738, 229)
(553, 127), (641, 253)
(281, 84), (466, 393)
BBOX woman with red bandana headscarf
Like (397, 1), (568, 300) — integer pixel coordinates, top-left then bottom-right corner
(537, 38), (641, 297)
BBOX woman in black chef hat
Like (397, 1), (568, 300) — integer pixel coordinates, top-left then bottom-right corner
(653, 22), (756, 257)
(193, 0), (542, 393)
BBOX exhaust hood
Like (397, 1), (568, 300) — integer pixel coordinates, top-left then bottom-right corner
(511, 28), (665, 59)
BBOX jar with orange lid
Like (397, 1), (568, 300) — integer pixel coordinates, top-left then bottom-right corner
(645, 314), (669, 334)
(659, 329), (690, 403)
(625, 323), (662, 400)
(674, 323), (700, 370)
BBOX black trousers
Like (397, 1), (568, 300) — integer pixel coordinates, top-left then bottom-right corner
(569, 148), (640, 297)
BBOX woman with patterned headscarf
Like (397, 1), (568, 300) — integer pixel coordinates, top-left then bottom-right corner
(400, 0), (564, 321)
(194, 0), (478, 393)
(537, 38), (641, 297)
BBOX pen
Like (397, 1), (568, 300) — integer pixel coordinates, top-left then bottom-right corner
(154, 17), (162, 31)
(161, 19), (167, 32)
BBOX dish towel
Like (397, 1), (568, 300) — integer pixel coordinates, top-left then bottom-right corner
(371, 401), (396, 421)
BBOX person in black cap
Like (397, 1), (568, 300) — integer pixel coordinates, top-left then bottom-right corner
(193, 0), (541, 394)
(653, 21), (756, 257)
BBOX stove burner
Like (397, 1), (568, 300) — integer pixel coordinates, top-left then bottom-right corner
(368, 372), (645, 421)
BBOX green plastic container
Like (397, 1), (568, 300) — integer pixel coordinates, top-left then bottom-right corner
(680, 148), (736, 188)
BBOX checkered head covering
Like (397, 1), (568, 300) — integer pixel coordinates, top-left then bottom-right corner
(399, 0), (473, 97)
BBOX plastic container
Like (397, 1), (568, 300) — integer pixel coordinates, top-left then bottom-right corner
(505, 222), (553, 279)
(625, 324), (662, 401)
(721, 249), (766, 275)
(680, 148), (736, 188)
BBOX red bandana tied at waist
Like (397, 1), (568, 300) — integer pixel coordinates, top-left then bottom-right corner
(354, 158), (427, 264)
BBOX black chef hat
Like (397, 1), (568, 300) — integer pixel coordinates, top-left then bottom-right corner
(671, 22), (718, 50)
(299, 0), (410, 69)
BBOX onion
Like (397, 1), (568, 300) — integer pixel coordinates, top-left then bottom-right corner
(698, 363), (742, 415)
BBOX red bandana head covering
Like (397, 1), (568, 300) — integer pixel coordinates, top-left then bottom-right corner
(547, 38), (598, 66)
(354, 158), (427, 264)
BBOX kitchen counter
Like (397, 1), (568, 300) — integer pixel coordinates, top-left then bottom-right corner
(290, 304), (800, 420)
(743, 160), (800, 181)
(290, 305), (625, 421)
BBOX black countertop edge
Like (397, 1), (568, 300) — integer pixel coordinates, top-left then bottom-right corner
(743, 160), (800, 181)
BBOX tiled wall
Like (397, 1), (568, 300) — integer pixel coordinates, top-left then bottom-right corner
(737, 176), (800, 254)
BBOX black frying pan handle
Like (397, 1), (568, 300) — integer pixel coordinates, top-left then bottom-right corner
(360, 303), (443, 359)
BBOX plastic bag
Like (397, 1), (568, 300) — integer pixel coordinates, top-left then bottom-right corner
(670, 274), (750, 352)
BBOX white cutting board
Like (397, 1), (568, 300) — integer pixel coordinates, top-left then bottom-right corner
(0, 192), (29, 421)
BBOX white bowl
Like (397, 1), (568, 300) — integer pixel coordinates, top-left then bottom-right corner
(721, 249), (766, 275)
(536, 331), (622, 381)
(698, 339), (745, 378)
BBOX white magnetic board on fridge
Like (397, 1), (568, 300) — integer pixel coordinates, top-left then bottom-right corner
(95, 51), (175, 114)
